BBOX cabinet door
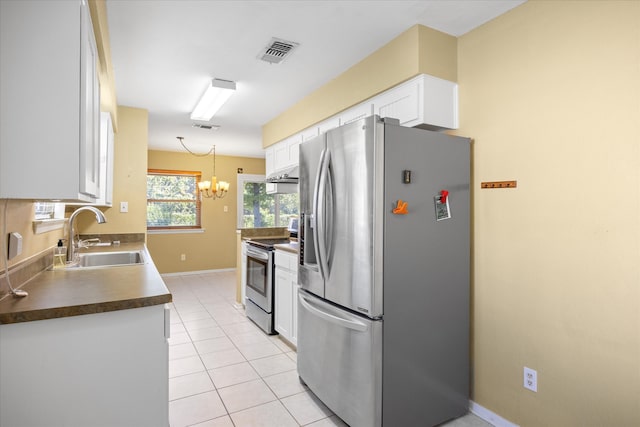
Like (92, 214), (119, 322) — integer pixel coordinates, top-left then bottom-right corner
(300, 127), (319, 143)
(274, 139), (290, 171)
(374, 78), (420, 125)
(79, 0), (100, 198)
(96, 112), (114, 206)
(420, 74), (458, 129)
(318, 116), (340, 134)
(0, 0), (99, 201)
(265, 147), (275, 177)
(241, 242), (248, 305)
(291, 281), (300, 347)
(287, 137), (300, 168)
(340, 102), (373, 126)
(275, 266), (292, 338)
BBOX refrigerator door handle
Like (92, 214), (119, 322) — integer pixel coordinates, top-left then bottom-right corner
(316, 149), (331, 279)
(299, 292), (367, 332)
(312, 148), (327, 279)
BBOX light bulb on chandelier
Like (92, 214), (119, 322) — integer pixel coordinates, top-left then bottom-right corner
(177, 137), (229, 199)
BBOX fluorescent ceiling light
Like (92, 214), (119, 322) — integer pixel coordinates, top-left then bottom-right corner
(190, 78), (236, 121)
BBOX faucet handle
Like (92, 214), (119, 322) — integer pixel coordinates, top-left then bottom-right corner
(77, 238), (100, 248)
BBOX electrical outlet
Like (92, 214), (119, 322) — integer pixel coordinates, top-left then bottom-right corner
(180, 254), (186, 261)
(223, 205), (228, 212)
(524, 367), (537, 392)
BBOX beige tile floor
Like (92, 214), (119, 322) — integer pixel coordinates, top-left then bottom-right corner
(165, 271), (492, 427)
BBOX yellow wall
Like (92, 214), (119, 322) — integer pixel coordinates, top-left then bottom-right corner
(0, 201), (63, 269)
(262, 24), (457, 147)
(455, 1), (640, 425)
(78, 106), (149, 235)
(147, 150), (265, 274)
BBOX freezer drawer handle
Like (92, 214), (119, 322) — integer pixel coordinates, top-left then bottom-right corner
(299, 293), (367, 332)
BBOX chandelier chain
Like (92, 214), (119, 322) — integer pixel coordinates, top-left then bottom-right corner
(177, 136), (214, 157)
(176, 136), (228, 199)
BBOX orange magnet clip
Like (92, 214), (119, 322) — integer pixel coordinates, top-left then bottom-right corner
(393, 199), (408, 215)
(440, 190), (449, 204)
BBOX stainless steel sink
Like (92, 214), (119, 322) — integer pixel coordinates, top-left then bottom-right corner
(75, 251), (144, 268)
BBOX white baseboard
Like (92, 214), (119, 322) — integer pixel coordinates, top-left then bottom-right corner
(161, 268), (236, 277)
(470, 401), (519, 427)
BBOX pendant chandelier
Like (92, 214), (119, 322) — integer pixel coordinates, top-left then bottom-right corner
(177, 137), (229, 199)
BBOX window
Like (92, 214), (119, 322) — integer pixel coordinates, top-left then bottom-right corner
(237, 174), (298, 228)
(32, 202), (66, 234)
(147, 169), (202, 230)
(34, 202), (64, 220)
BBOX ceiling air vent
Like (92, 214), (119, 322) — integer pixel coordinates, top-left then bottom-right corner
(258, 38), (299, 64)
(192, 123), (220, 131)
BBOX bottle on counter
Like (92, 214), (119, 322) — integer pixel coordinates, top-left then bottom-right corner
(53, 239), (67, 268)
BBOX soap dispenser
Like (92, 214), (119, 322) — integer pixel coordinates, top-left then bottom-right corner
(53, 239), (67, 268)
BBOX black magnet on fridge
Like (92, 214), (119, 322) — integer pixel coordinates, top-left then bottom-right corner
(402, 170), (411, 184)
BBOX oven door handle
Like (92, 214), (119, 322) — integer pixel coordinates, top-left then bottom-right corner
(247, 247), (269, 260)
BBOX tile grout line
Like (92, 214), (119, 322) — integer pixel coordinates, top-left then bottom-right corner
(168, 272), (336, 427)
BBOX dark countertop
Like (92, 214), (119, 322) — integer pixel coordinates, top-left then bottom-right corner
(0, 243), (171, 325)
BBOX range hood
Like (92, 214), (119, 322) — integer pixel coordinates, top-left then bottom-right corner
(266, 182), (298, 194)
(266, 165), (298, 183)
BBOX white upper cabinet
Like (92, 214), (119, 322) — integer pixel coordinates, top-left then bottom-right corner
(79, 0), (101, 200)
(268, 135), (301, 178)
(339, 101), (374, 126)
(0, 0), (101, 201)
(286, 137), (300, 168)
(265, 146), (275, 176)
(264, 73), (458, 178)
(374, 78), (421, 126)
(273, 136), (294, 172)
(374, 74), (458, 129)
(300, 126), (319, 142)
(96, 112), (114, 206)
(317, 116), (341, 135)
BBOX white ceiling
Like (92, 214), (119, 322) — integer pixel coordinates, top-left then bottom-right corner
(107, 0), (526, 158)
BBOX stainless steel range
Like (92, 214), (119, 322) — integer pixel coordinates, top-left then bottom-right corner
(245, 238), (290, 334)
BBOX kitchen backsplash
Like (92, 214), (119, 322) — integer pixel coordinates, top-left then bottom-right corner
(238, 227), (289, 239)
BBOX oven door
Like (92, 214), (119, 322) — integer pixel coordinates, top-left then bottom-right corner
(245, 246), (273, 313)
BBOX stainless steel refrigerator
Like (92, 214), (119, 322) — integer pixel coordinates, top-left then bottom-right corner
(297, 115), (470, 427)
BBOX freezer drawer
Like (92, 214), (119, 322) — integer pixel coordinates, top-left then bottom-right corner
(297, 290), (382, 427)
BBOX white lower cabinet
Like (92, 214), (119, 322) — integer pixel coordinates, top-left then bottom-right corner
(275, 250), (299, 347)
(0, 305), (169, 427)
(291, 281), (300, 344)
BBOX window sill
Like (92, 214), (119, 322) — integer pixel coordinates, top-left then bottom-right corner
(32, 219), (66, 234)
(147, 229), (205, 235)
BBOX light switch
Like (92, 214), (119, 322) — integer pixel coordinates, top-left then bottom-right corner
(224, 205), (228, 212)
(120, 202), (128, 213)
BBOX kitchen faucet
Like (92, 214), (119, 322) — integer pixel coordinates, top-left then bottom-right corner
(67, 206), (107, 263)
